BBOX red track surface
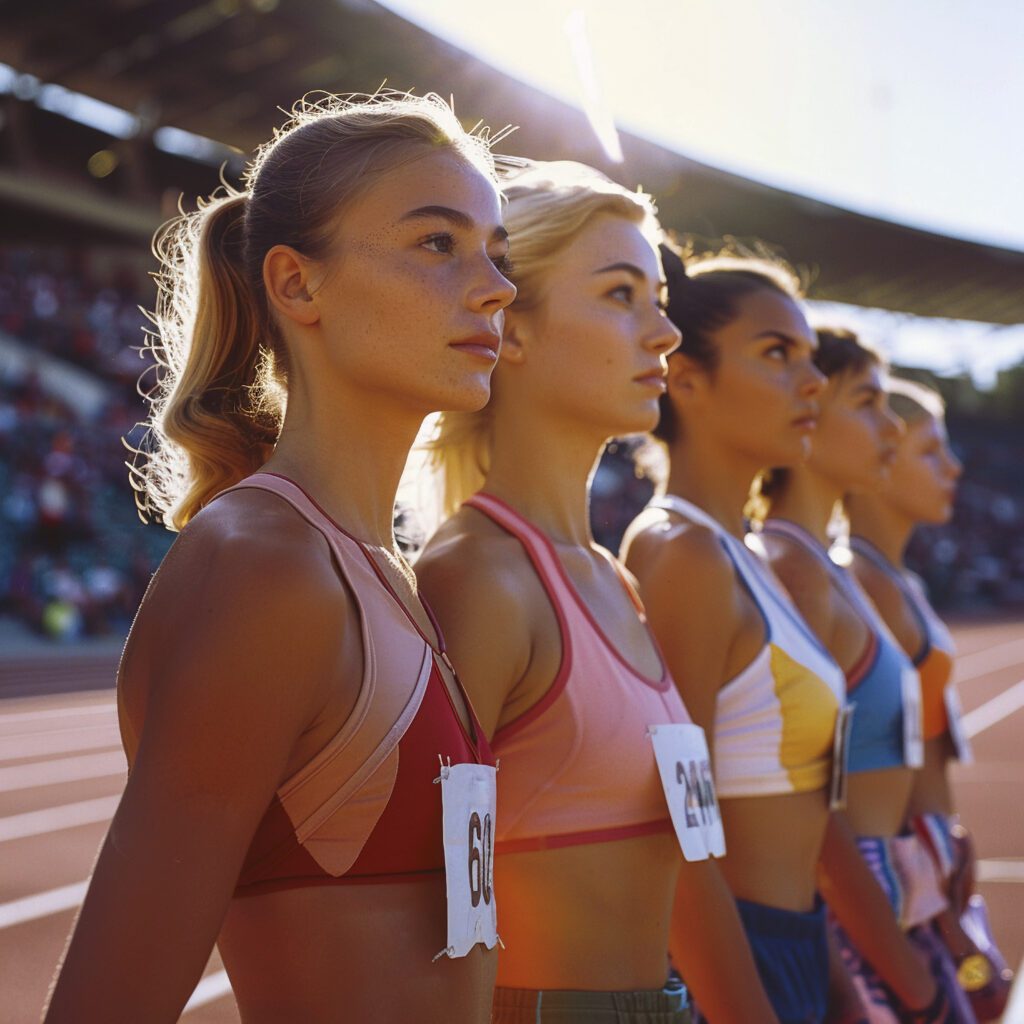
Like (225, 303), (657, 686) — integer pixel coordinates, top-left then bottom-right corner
(1, 616), (1022, 1023)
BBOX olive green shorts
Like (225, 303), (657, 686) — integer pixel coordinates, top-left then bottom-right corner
(492, 979), (691, 1023)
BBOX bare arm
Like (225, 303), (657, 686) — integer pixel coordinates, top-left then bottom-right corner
(670, 861), (780, 1024)
(417, 523), (534, 740)
(817, 812), (937, 1010)
(626, 525), (738, 746)
(43, 512), (355, 1023)
(629, 525), (778, 1023)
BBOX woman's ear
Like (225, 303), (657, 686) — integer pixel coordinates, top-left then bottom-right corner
(666, 352), (707, 404)
(499, 309), (529, 366)
(263, 245), (321, 327)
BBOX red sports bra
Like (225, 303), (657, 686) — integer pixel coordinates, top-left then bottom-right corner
(206, 474), (493, 896)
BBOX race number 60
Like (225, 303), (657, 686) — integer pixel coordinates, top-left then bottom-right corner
(468, 811), (493, 908)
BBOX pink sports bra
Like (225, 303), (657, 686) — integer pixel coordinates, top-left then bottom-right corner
(194, 474), (493, 895)
(465, 493), (692, 854)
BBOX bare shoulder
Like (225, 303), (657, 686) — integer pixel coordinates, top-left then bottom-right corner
(416, 506), (539, 630)
(416, 506), (542, 736)
(759, 530), (835, 633)
(850, 552), (904, 622)
(122, 487), (355, 740)
(850, 552), (920, 650)
(624, 507), (738, 605)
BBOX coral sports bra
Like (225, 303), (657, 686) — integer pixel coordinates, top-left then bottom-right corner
(464, 492), (691, 854)
(761, 519), (922, 775)
(846, 536), (957, 743)
(195, 474), (493, 896)
(651, 495), (846, 799)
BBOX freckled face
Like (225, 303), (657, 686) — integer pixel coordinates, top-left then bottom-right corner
(510, 213), (680, 437)
(807, 363), (904, 494)
(690, 289), (824, 467)
(882, 414), (962, 524)
(307, 148), (516, 415)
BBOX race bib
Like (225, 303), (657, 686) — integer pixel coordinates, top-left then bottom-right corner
(433, 761), (499, 960)
(830, 703), (856, 811)
(902, 666), (924, 769)
(944, 685), (974, 764)
(650, 724), (726, 861)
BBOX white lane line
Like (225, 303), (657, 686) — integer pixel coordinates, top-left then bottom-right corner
(962, 677), (1024, 738)
(0, 880), (88, 929)
(976, 858), (1024, 883)
(954, 635), (1024, 684)
(183, 971), (234, 1013)
(0, 795), (118, 843)
(0, 726), (122, 762)
(0, 883), (235, 1010)
(1003, 954), (1024, 1024)
(0, 702), (116, 726)
(0, 750), (126, 793)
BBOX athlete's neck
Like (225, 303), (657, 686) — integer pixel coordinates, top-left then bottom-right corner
(663, 436), (764, 539)
(766, 467), (843, 548)
(663, 432), (770, 540)
(483, 403), (602, 549)
(845, 494), (915, 567)
(264, 363), (423, 550)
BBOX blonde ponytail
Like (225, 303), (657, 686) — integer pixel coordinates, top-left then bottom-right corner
(130, 90), (505, 530)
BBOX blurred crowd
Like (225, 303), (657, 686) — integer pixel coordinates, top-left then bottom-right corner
(0, 248), (171, 642)
(0, 246), (1022, 643)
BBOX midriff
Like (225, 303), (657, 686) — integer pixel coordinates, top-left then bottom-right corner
(906, 737), (956, 818)
(493, 831), (681, 991)
(219, 874), (496, 1024)
(845, 766), (915, 837)
(718, 788), (831, 912)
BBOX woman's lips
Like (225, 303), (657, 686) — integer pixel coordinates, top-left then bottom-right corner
(634, 371), (668, 392)
(449, 332), (500, 361)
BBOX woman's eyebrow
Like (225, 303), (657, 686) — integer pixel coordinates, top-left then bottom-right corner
(594, 261), (647, 280)
(399, 205), (508, 242)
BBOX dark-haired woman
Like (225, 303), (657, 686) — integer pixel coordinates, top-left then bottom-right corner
(844, 378), (1010, 1021)
(44, 92), (516, 1023)
(758, 328), (972, 1022)
(624, 256), (943, 1024)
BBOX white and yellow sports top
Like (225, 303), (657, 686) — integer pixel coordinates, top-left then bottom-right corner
(651, 495), (847, 798)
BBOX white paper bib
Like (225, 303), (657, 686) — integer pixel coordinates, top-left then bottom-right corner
(830, 703), (856, 811)
(944, 685), (974, 764)
(650, 724), (726, 861)
(433, 761), (499, 960)
(902, 666), (924, 769)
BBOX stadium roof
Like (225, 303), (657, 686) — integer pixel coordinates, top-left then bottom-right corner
(2, 0), (1022, 324)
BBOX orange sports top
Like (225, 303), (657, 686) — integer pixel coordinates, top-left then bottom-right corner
(195, 473), (493, 896)
(847, 536), (956, 741)
(464, 492), (691, 854)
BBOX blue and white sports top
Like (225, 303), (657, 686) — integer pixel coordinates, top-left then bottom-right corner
(651, 496), (846, 798)
(761, 518), (924, 774)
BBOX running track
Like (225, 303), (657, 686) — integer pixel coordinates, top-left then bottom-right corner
(1, 617), (1022, 1023)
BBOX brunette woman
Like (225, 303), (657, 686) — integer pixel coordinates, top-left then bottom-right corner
(44, 92), (516, 1024)
(758, 329), (971, 1023)
(624, 256), (942, 1024)
(844, 378), (1010, 1021)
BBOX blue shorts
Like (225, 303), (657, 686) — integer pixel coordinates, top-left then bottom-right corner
(736, 896), (828, 1024)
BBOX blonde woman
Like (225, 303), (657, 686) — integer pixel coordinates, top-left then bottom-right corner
(759, 329), (970, 1022)
(44, 93), (516, 1024)
(844, 378), (1011, 1021)
(417, 161), (778, 1024)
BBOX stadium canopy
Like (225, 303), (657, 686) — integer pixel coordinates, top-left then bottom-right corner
(2, 0), (1022, 324)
